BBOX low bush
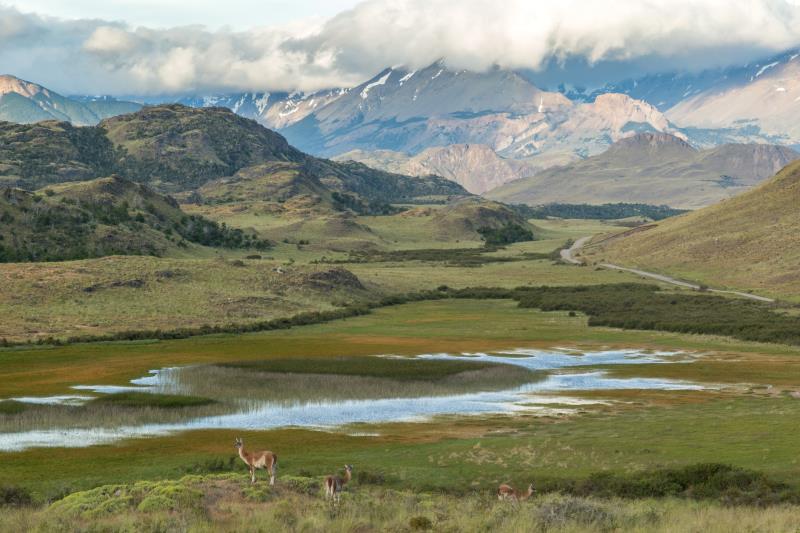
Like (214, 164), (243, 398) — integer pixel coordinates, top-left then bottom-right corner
(478, 223), (534, 245)
(11, 283), (800, 349)
(0, 486), (33, 507)
(535, 496), (616, 531)
(49, 479), (203, 519)
(545, 464), (800, 506)
(182, 457), (238, 475)
(281, 476), (322, 496)
(511, 202), (686, 221)
(356, 470), (387, 485)
(511, 284), (800, 346)
(409, 515), (434, 530)
(334, 247), (521, 267)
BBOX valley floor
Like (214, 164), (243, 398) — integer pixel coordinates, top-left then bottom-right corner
(3, 219), (800, 532)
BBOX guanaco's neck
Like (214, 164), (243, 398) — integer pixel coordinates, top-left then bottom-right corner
(343, 470), (352, 484)
(238, 447), (248, 462)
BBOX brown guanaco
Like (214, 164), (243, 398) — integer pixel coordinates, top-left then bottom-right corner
(325, 464), (353, 503)
(234, 437), (278, 485)
(497, 482), (535, 502)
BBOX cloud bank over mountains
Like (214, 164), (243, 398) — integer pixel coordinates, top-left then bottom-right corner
(3, 0), (800, 95)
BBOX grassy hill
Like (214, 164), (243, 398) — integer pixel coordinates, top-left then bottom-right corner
(196, 162), (335, 209)
(487, 133), (798, 209)
(103, 105), (303, 192)
(394, 198), (539, 243)
(0, 176), (268, 262)
(1, 105), (467, 212)
(588, 159), (800, 298)
(187, 196), (540, 253)
(0, 120), (116, 190)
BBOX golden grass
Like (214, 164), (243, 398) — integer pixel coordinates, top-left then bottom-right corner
(4, 474), (800, 532)
(587, 160), (800, 301)
(0, 255), (365, 343)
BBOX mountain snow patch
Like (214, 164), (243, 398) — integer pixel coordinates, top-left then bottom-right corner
(753, 62), (779, 79)
(361, 71), (392, 99)
(399, 70), (417, 86)
(255, 93), (271, 114)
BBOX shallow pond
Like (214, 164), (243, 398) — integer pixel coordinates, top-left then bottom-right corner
(0, 348), (706, 451)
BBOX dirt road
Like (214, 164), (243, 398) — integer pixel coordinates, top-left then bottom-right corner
(561, 236), (775, 303)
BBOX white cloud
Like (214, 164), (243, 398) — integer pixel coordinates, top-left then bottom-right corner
(2, 0), (800, 95)
(84, 26), (137, 54)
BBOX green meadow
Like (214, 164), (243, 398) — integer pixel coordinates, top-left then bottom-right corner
(3, 299), (800, 499)
(3, 218), (800, 531)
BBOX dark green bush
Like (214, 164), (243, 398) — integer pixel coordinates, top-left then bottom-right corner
(409, 516), (433, 530)
(0, 485), (33, 507)
(478, 223), (534, 245)
(182, 457), (238, 474)
(546, 464), (800, 506)
(511, 203), (686, 221)
(355, 470), (386, 485)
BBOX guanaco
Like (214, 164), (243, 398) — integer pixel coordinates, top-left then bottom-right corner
(325, 464), (353, 503)
(234, 437), (278, 485)
(497, 482), (535, 502)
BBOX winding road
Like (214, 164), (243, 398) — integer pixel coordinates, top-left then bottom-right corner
(561, 236), (775, 303)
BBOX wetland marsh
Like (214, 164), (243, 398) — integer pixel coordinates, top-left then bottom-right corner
(0, 348), (704, 451)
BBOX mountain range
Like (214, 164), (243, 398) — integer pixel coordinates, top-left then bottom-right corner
(486, 133), (799, 208)
(0, 75), (141, 125)
(173, 89), (348, 130)
(280, 62), (680, 162)
(333, 144), (541, 195)
(573, 48), (800, 120)
(5, 46), (800, 207)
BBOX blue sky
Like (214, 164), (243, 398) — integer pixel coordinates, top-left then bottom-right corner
(2, 0), (363, 29)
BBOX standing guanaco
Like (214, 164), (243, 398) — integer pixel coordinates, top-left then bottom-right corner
(234, 437), (278, 485)
(497, 482), (535, 502)
(325, 464), (353, 503)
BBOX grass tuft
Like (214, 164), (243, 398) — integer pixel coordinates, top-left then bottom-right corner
(91, 392), (216, 409)
(219, 356), (499, 381)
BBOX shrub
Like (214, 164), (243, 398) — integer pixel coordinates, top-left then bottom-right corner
(536, 496), (616, 531)
(49, 480), (203, 518)
(272, 499), (298, 528)
(281, 476), (322, 496)
(0, 486), (33, 507)
(478, 223), (534, 245)
(182, 457), (237, 474)
(551, 464), (800, 506)
(356, 470), (386, 485)
(409, 515), (434, 530)
(242, 485), (275, 503)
